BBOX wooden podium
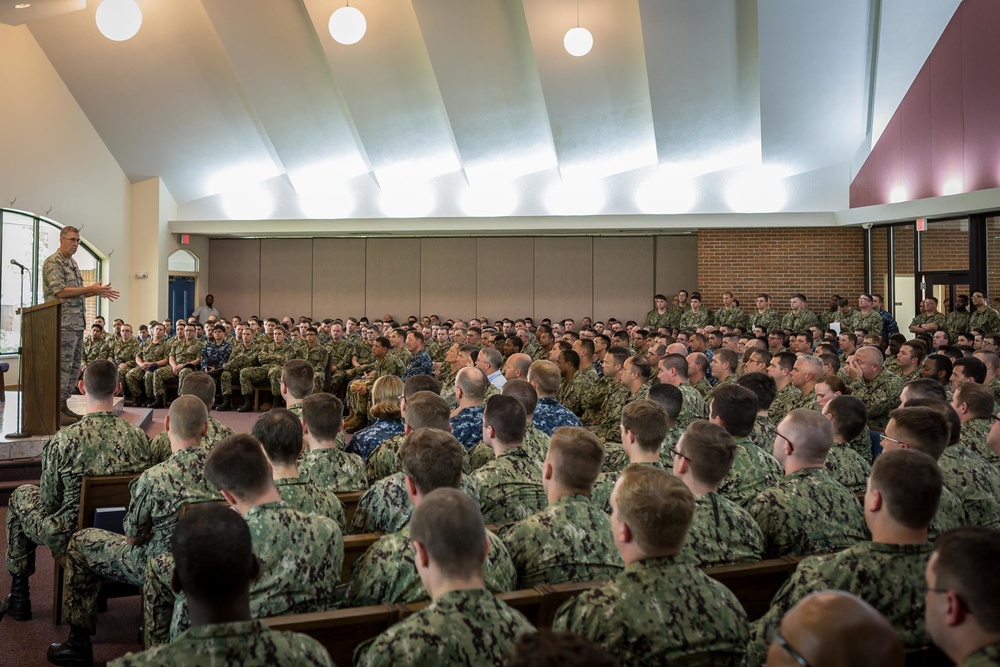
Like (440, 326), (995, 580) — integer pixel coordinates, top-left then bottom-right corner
(18, 300), (61, 435)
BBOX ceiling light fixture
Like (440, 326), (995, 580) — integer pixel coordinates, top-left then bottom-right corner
(329, 1), (366, 45)
(14, 4), (31, 9)
(564, 0), (592, 57)
(96, 0), (142, 41)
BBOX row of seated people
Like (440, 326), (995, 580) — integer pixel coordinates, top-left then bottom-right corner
(4, 352), (1000, 665)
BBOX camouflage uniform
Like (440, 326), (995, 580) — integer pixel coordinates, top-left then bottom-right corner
(990, 378), (1000, 408)
(365, 434), (408, 484)
(679, 308), (713, 330)
(113, 336), (141, 387)
(718, 437), (783, 508)
(301, 343), (330, 393)
(676, 382), (710, 430)
(748, 467), (867, 558)
(300, 447), (367, 492)
(148, 415), (235, 465)
(43, 247), (86, 401)
(111, 620), (333, 667)
(962, 417), (1000, 467)
(533, 397), (583, 436)
(930, 486), (966, 541)
(847, 369), (904, 430)
(644, 309), (673, 330)
(144, 501), (343, 646)
(325, 339), (354, 393)
(349, 472), (480, 535)
(692, 377), (713, 398)
(152, 339), (204, 397)
(848, 428), (875, 464)
(274, 477), (346, 531)
(938, 444), (1000, 528)
(346, 354), (404, 419)
(591, 461), (665, 514)
(909, 312), (946, 333)
(240, 339), (299, 397)
(401, 349), (433, 380)
(553, 554), (750, 666)
(581, 376), (616, 425)
(745, 541), (934, 667)
(219, 341), (257, 397)
(499, 494), (623, 587)
(126, 338), (171, 401)
(748, 414), (778, 451)
(465, 442), (495, 473)
(346, 525), (516, 607)
(470, 447), (546, 525)
(683, 492), (765, 567)
(63, 446), (220, 633)
(558, 371), (593, 417)
(749, 308), (782, 334)
(768, 384), (803, 424)
(347, 418), (405, 460)
(780, 309), (819, 332)
(5, 412), (149, 576)
(794, 389), (820, 412)
(354, 588), (533, 667)
(716, 306), (748, 331)
(450, 405), (485, 449)
(946, 311), (972, 341)
(971, 306), (1000, 335)
(519, 424), (552, 465)
(825, 444), (872, 494)
(592, 382), (630, 441)
(853, 310), (883, 336)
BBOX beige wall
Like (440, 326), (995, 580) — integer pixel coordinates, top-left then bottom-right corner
(207, 235), (698, 323)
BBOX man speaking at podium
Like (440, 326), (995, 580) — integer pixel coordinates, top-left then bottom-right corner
(42, 226), (119, 426)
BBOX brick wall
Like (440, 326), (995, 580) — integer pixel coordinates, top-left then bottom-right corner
(989, 217), (1000, 299)
(696, 227), (865, 313)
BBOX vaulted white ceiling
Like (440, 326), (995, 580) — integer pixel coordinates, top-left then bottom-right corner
(7, 0), (960, 226)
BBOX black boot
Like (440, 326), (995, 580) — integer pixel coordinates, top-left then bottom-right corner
(236, 394), (255, 413)
(216, 395), (232, 412)
(0, 575), (32, 621)
(47, 624), (93, 666)
(146, 396), (165, 409)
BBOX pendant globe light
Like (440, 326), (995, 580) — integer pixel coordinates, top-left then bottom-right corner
(329, 2), (367, 45)
(96, 0), (142, 42)
(564, 1), (592, 57)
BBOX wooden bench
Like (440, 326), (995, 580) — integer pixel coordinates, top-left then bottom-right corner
(337, 491), (365, 529)
(535, 579), (606, 628)
(263, 604), (399, 667)
(396, 587), (546, 628)
(704, 557), (799, 621)
(53, 473), (141, 625)
(342, 533), (382, 583)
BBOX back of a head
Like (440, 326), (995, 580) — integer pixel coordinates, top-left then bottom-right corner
(680, 420), (737, 487)
(547, 426), (605, 493)
(401, 428), (465, 494)
(411, 487), (486, 581)
(167, 395), (209, 442)
(404, 374), (441, 396)
(824, 395), (867, 442)
(647, 383), (682, 422)
(502, 379), (538, 415)
(456, 367), (488, 400)
(371, 375), (403, 420)
(905, 398), (962, 446)
(736, 372), (777, 411)
(205, 434), (272, 500)
(709, 384), (758, 437)
(172, 503), (255, 606)
(903, 378), (948, 403)
(777, 591), (904, 667)
(83, 359), (118, 399)
(505, 630), (620, 667)
(869, 449), (941, 531)
(528, 360), (562, 395)
(180, 371), (217, 411)
(621, 400), (669, 453)
(782, 409), (835, 463)
(888, 407), (951, 459)
(613, 466), (693, 556)
(483, 394), (526, 445)
(301, 393), (343, 441)
(404, 391), (452, 430)
(281, 359), (314, 400)
(251, 409), (304, 466)
(933, 527), (1000, 634)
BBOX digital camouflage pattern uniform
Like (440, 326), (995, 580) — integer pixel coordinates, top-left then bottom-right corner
(43, 247), (86, 401)
(717, 437), (783, 508)
(749, 308), (782, 334)
(347, 353), (404, 419)
(768, 384), (803, 424)
(520, 424), (552, 465)
(113, 336), (141, 387)
(111, 620), (334, 667)
(558, 371), (593, 417)
(553, 554), (750, 667)
(5, 412), (149, 576)
(780, 309), (819, 332)
(365, 434), (408, 484)
(909, 311), (946, 333)
(825, 444), (872, 493)
(300, 447), (367, 492)
(274, 476), (346, 531)
(715, 306), (748, 331)
(349, 472), (480, 535)
(148, 415), (235, 465)
(240, 339), (299, 398)
(959, 643), (1000, 667)
(682, 492), (765, 567)
(345, 525), (516, 607)
(679, 308), (713, 331)
(962, 417), (1000, 468)
(591, 461), (665, 514)
(745, 541), (934, 667)
(300, 343), (330, 393)
(591, 382), (630, 441)
(469, 447), (546, 525)
(63, 445), (220, 633)
(581, 375), (617, 425)
(500, 494), (623, 587)
(354, 588), (533, 667)
(691, 377), (712, 399)
(971, 306), (1000, 336)
(450, 405), (485, 449)
(347, 418), (405, 461)
(676, 382), (709, 430)
(748, 415), (778, 451)
(153, 338), (204, 397)
(748, 467), (866, 558)
(126, 338), (171, 402)
(220, 342), (257, 397)
(853, 310), (884, 336)
(847, 369), (903, 430)
(937, 444), (1000, 528)
(644, 309), (673, 330)
(532, 397), (583, 436)
(928, 486), (966, 541)
(946, 311), (972, 342)
(401, 349), (433, 381)
(794, 389), (820, 413)
(325, 338), (354, 393)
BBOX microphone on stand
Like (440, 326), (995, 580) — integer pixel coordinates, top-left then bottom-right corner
(10, 259), (29, 270)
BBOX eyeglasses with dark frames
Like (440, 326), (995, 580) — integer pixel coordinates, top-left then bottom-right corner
(766, 623), (810, 667)
(667, 446), (690, 462)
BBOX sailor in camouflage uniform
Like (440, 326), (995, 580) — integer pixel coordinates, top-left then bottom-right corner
(679, 292), (713, 330)
(324, 321), (353, 394)
(109, 504), (333, 667)
(300, 393), (367, 492)
(197, 324), (232, 402)
(218, 327), (257, 409)
(845, 346), (903, 430)
(715, 292), (748, 330)
(50, 397), (220, 664)
(82, 323), (115, 370)
(238, 326), (300, 412)
(346, 430), (515, 607)
(528, 360), (583, 435)
(853, 294), (885, 336)
(767, 352), (803, 424)
(672, 421), (765, 567)
(909, 297), (947, 335)
(343, 336), (403, 426)
(971, 290), (1000, 335)
(643, 294), (673, 330)
(126, 323), (171, 407)
(954, 382), (1000, 467)
(298, 327), (330, 394)
(655, 354), (709, 431)
(354, 488), (533, 667)
(745, 449), (940, 667)
(749, 294), (782, 334)
(590, 401), (670, 512)
(553, 466), (750, 665)
(449, 367), (487, 449)
(113, 323), (141, 391)
(556, 349), (593, 417)
(148, 323), (204, 408)
(780, 294), (820, 332)
(820, 396), (873, 493)
(710, 384), (783, 507)
(1, 361), (148, 623)
(147, 372), (235, 465)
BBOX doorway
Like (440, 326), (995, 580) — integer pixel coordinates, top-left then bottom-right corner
(169, 276), (195, 324)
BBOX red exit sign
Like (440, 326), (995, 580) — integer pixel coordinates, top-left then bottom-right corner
(916, 218), (927, 232)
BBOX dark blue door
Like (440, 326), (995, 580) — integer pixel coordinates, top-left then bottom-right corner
(169, 276), (196, 324)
